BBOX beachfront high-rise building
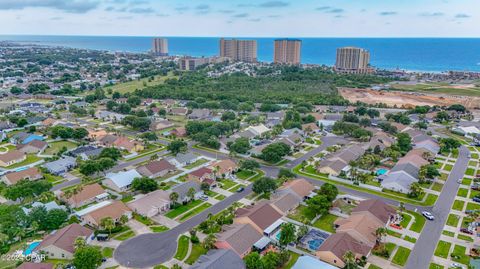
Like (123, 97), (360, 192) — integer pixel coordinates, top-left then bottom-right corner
(219, 38), (257, 63)
(152, 38), (168, 56)
(273, 39), (301, 64)
(335, 47), (372, 74)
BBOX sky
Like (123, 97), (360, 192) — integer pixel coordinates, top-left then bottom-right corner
(0, 0), (479, 37)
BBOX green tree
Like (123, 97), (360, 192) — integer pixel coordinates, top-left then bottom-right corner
(169, 192), (179, 205)
(73, 246), (103, 269)
(167, 140), (188, 156)
(396, 133), (412, 153)
(244, 252), (263, 269)
(306, 194), (331, 217)
(343, 250), (358, 269)
(131, 177), (158, 193)
(240, 159), (260, 171)
(99, 147), (122, 161)
(260, 142), (291, 163)
(202, 234), (216, 250)
(278, 168), (295, 180)
(252, 177), (277, 195)
(408, 182), (424, 199)
(318, 183), (339, 202)
(100, 217), (115, 235)
(279, 223), (296, 247)
(228, 137), (251, 154)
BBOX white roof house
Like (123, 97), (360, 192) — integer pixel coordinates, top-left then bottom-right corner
(380, 171), (418, 193)
(246, 124), (270, 137)
(454, 126), (480, 136)
(75, 200), (113, 217)
(103, 169), (142, 192)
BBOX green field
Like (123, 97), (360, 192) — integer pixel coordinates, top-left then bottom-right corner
(434, 240), (451, 259)
(44, 140), (78, 155)
(179, 203), (212, 221)
(392, 246), (411, 266)
(185, 243), (208, 265)
(165, 200), (203, 219)
(174, 235), (190, 261)
(312, 213), (338, 233)
(104, 73), (177, 95)
(390, 82), (480, 97)
(446, 214), (460, 227)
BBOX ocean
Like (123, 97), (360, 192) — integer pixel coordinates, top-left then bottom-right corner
(1, 35), (480, 72)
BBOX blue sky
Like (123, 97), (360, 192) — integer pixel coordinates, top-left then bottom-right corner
(0, 0), (478, 37)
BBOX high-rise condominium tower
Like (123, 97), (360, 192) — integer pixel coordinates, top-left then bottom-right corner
(152, 38), (168, 56)
(335, 47), (372, 74)
(273, 39), (301, 64)
(219, 38), (257, 63)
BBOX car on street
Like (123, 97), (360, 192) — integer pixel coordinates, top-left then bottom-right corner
(236, 187), (245, 192)
(422, 211), (435, 220)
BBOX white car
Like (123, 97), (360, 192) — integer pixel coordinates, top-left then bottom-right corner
(422, 211), (435, 220)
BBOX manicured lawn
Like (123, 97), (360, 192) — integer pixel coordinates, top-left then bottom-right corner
(179, 203), (212, 221)
(466, 202), (480, 211)
(6, 154), (42, 169)
(134, 214), (155, 226)
(387, 229), (402, 238)
(229, 184), (246, 192)
(452, 200), (465, 211)
(385, 242), (396, 254)
(429, 263), (444, 269)
(403, 235), (417, 243)
(183, 158), (208, 169)
(114, 230), (135, 241)
(465, 168), (475, 176)
(174, 235), (190, 261)
(280, 252), (300, 269)
(236, 169), (256, 180)
(469, 189), (480, 198)
(219, 179), (237, 190)
(409, 211), (426, 233)
(287, 205), (315, 223)
(451, 245), (470, 265)
(44, 140), (78, 155)
(442, 230), (455, 237)
(457, 234), (474, 242)
(150, 225), (169, 233)
(368, 265), (382, 269)
(431, 182), (444, 192)
(44, 173), (65, 184)
(102, 247), (114, 258)
(446, 214), (460, 227)
(185, 243), (208, 265)
(424, 193), (438, 205)
(462, 178), (472, 186)
(400, 213), (412, 228)
(462, 216), (474, 229)
(444, 164), (453, 171)
(312, 213), (338, 233)
(165, 200), (203, 219)
(457, 188), (469, 198)
(214, 194), (226, 200)
(434, 240), (451, 259)
(392, 246), (411, 266)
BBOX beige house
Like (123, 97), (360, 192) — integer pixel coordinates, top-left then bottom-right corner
(234, 202), (283, 234)
(0, 150), (26, 167)
(214, 223), (263, 258)
(82, 201), (132, 228)
(60, 183), (108, 208)
(209, 159), (238, 178)
(316, 232), (371, 268)
(2, 167), (42, 185)
(34, 224), (93, 260)
(127, 189), (171, 217)
(17, 140), (48, 154)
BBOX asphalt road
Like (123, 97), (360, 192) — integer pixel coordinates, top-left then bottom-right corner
(114, 184), (254, 268)
(405, 146), (470, 269)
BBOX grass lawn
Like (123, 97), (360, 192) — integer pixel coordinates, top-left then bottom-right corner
(442, 230), (455, 237)
(409, 211), (426, 233)
(434, 240), (451, 259)
(183, 158), (208, 169)
(400, 213), (412, 228)
(463, 178), (472, 186)
(387, 229), (402, 238)
(185, 243), (208, 265)
(287, 205), (316, 223)
(312, 214), (338, 233)
(429, 263), (444, 269)
(444, 164), (453, 171)
(452, 200), (465, 211)
(431, 182), (444, 192)
(466, 202), (480, 211)
(446, 214), (460, 227)
(102, 247), (114, 258)
(385, 242), (396, 254)
(179, 203), (212, 221)
(214, 194), (226, 200)
(174, 235), (190, 261)
(114, 230), (135, 241)
(165, 200), (203, 219)
(457, 188), (469, 198)
(457, 234), (474, 242)
(466, 168), (475, 176)
(44, 173), (65, 184)
(469, 189), (480, 198)
(404, 235), (417, 243)
(236, 169), (256, 180)
(451, 245), (470, 265)
(150, 225), (169, 233)
(134, 214), (155, 226)
(44, 140), (78, 155)
(280, 252), (300, 269)
(368, 265), (382, 269)
(424, 193), (438, 205)
(219, 179), (237, 190)
(229, 184), (246, 192)
(392, 246), (411, 266)
(6, 154), (42, 169)
(104, 73), (177, 95)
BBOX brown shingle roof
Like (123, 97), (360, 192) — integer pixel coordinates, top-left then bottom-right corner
(282, 179), (315, 198)
(209, 159), (237, 175)
(0, 150), (25, 163)
(318, 232), (370, 259)
(17, 262), (54, 269)
(63, 183), (106, 206)
(216, 224), (263, 256)
(4, 167), (41, 185)
(352, 199), (396, 224)
(86, 201), (131, 225)
(235, 202), (282, 230)
(18, 139), (48, 150)
(140, 159), (175, 175)
(35, 224), (92, 254)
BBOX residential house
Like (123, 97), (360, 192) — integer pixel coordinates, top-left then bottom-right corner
(68, 145), (103, 160)
(277, 132), (304, 150)
(291, 256), (338, 269)
(316, 232), (371, 268)
(43, 156), (76, 175)
(150, 119), (174, 131)
(317, 144), (365, 176)
(34, 224), (93, 260)
(270, 192), (302, 215)
(170, 107), (188, 116)
(113, 136), (144, 152)
(168, 152), (200, 168)
(351, 199), (396, 224)
(2, 167), (42, 185)
(187, 167), (214, 183)
(214, 224), (263, 258)
(10, 132), (44, 145)
(379, 170), (418, 193)
(102, 169), (142, 192)
(234, 202), (283, 236)
(137, 159), (176, 178)
(245, 124), (270, 137)
(414, 139), (440, 155)
(281, 178), (315, 200)
(302, 123), (320, 134)
(88, 129), (108, 141)
(318, 114), (342, 130)
(209, 159), (238, 178)
(98, 134), (119, 147)
(191, 249), (245, 269)
(188, 109), (211, 120)
(60, 183), (108, 208)
(80, 201), (132, 228)
(17, 140), (48, 154)
(17, 263), (54, 269)
(170, 127), (187, 137)
(127, 189), (171, 217)
(23, 201), (66, 215)
(170, 180), (203, 203)
(0, 150), (26, 167)
(96, 111), (126, 122)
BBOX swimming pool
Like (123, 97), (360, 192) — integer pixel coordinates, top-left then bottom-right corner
(24, 241), (40, 255)
(308, 239), (324, 251)
(376, 168), (389, 176)
(275, 231), (282, 241)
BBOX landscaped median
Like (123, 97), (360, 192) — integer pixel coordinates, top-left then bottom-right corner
(293, 164), (438, 206)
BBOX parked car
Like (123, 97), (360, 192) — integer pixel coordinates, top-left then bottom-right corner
(460, 228), (473, 235)
(471, 185), (480, 191)
(450, 263), (465, 269)
(472, 197), (480, 203)
(236, 187), (245, 192)
(422, 211), (435, 220)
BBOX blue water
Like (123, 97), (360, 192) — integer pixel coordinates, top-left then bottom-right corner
(376, 168), (389, 176)
(308, 239), (324, 251)
(1, 35), (480, 72)
(24, 241), (40, 255)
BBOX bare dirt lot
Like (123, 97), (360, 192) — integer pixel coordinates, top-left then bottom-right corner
(339, 87), (480, 109)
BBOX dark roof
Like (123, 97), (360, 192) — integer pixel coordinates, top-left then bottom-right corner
(35, 224), (93, 254)
(191, 249), (245, 269)
(142, 159), (175, 174)
(352, 199), (396, 224)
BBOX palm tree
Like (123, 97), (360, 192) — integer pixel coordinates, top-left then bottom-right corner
(187, 187), (196, 202)
(169, 192), (179, 205)
(375, 227), (388, 244)
(119, 215), (129, 225)
(202, 234), (216, 250)
(172, 264), (182, 269)
(74, 237), (86, 249)
(0, 233), (8, 248)
(343, 251), (357, 269)
(100, 217), (115, 235)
